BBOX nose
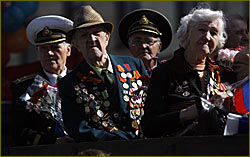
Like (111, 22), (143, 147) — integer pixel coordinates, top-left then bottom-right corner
(141, 42), (149, 48)
(48, 50), (54, 56)
(204, 31), (212, 41)
(89, 34), (97, 41)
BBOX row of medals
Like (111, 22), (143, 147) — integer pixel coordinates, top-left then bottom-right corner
(74, 70), (146, 136)
(74, 81), (119, 133)
(175, 80), (191, 97)
(119, 71), (146, 136)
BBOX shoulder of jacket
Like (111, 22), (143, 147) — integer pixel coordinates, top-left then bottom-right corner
(12, 73), (38, 85)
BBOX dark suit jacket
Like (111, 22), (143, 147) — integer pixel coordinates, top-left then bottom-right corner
(11, 70), (64, 146)
(58, 54), (148, 142)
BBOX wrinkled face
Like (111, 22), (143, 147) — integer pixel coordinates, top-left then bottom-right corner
(73, 25), (110, 64)
(226, 19), (249, 48)
(128, 32), (162, 62)
(188, 20), (221, 58)
(38, 42), (71, 74)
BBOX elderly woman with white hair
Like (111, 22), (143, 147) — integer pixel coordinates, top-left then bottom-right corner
(141, 7), (236, 138)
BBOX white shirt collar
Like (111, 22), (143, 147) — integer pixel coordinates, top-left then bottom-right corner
(43, 67), (67, 86)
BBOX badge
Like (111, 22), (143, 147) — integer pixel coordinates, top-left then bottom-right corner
(123, 90), (128, 95)
(92, 115), (99, 123)
(182, 91), (190, 97)
(119, 74), (126, 82)
(227, 90), (233, 97)
(133, 71), (141, 79)
(109, 126), (118, 133)
(123, 64), (131, 71)
(123, 95), (129, 102)
(85, 106), (90, 113)
(74, 85), (79, 91)
(123, 83), (129, 89)
(175, 85), (183, 94)
(127, 73), (132, 78)
(76, 96), (82, 104)
(182, 81), (188, 86)
(94, 91), (101, 96)
(95, 105), (100, 110)
(130, 101), (135, 108)
(129, 88), (134, 96)
(97, 110), (104, 117)
(137, 80), (143, 87)
(102, 121), (108, 127)
(82, 88), (88, 94)
(136, 97), (142, 104)
(113, 113), (119, 118)
(131, 120), (139, 129)
(135, 130), (139, 136)
(103, 100), (110, 107)
(102, 90), (109, 99)
(121, 72), (127, 79)
(132, 82), (138, 89)
(131, 97), (137, 104)
(116, 65), (125, 72)
(130, 110), (136, 119)
(83, 97), (89, 102)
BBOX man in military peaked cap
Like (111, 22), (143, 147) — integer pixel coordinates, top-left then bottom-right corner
(58, 5), (148, 142)
(118, 9), (172, 73)
(11, 15), (74, 146)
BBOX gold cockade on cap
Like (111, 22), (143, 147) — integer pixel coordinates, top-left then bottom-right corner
(42, 26), (53, 36)
(139, 15), (149, 25)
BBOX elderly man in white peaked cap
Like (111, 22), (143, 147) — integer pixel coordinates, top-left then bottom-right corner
(11, 15), (74, 146)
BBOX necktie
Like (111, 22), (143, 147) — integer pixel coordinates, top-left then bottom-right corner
(101, 69), (115, 90)
(101, 69), (118, 107)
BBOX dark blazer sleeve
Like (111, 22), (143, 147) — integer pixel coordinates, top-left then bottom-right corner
(11, 78), (34, 146)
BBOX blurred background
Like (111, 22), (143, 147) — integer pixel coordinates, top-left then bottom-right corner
(0, 1), (249, 153)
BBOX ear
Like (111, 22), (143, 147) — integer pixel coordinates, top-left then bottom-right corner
(66, 44), (71, 57)
(158, 42), (163, 51)
(105, 32), (110, 41)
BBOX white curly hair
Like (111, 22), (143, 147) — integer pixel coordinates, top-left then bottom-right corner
(176, 8), (227, 49)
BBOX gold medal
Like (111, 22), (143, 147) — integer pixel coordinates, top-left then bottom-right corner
(85, 106), (90, 113)
(121, 72), (127, 79)
(92, 115), (99, 123)
(102, 121), (108, 127)
(123, 95), (130, 102)
(132, 82), (138, 89)
(102, 90), (109, 99)
(123, 83), (129, 89)
(131, 120), (139, 129)
(103, 100), (110, 107)
(97, 110), (104, 117)
(182, 91), (190, 97)
(76, 96), (82, 104)
(137, 80), (143, 87)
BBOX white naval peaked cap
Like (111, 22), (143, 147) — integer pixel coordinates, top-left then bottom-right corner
(26, 15), (73, 46)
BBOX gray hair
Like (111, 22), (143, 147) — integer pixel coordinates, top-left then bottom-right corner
(176, 8), (227, 49)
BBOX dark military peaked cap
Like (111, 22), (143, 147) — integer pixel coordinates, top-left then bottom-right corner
(26, 15), (73, 46)
(119, 9), (172, 51)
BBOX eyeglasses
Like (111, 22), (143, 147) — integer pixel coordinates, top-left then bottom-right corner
(129, 38), (160, 46)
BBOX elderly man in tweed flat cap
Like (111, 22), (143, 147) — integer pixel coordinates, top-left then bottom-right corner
(58, 5), (148, 142)
(11, 15), (74, 146)
(119, 9), (172, 74)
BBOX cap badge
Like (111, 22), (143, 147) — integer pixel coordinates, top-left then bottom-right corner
(42, 26), (52, 36)
(139, 15), (149, 25)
